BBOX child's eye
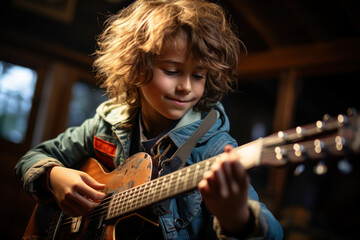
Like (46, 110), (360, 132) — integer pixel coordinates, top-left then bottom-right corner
(163, 70), (178, 76)
(192, 74), (204, 80)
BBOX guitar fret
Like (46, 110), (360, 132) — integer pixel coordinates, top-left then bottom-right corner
(159, 176), (165, 199)
(130, 188), (140, 210)
(154, 178), (163, 200)
(174, 171), (181, 193)
(119, 191), (128, 214)
(165, 175), (171, 198)
(168, 173), (174, 197)
(177, 170), (185, 192)
(108, 192), (120, 219)
(149, 179), (160, 204)
(184, 168), (191, 191)
(107, 155), (224, 221)
(148, 181), (156, 203)
(135, 186), (145, 209)
(193, 164), (200, 187)
(136, 184), (145, 209)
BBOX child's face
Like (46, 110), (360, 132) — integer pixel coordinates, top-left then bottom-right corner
(140, 36), (207, 122)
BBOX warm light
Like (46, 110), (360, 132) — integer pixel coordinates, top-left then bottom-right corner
(335, 136), (344, 151)
(314, 139), (323, 154)
(316, 120), (325, 130)
(293, 143), (303, 157)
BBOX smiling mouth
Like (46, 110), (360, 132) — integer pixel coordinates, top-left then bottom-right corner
(166, 96), (192, 105)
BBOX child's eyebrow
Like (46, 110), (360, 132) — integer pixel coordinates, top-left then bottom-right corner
(158, 60), (206, 70)
(158, 59), (182, 65)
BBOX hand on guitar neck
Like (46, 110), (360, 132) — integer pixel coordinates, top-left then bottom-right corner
(49, 166), (106, 217)
(199, 144), (251, 234)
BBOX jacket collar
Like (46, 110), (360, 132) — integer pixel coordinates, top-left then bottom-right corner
(168, 103), (229, 148)
(96, 99), (138, 127)
(96, 99), (229, 148)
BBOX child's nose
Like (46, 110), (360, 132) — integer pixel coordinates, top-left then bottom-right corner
(176, 76), (191, 94)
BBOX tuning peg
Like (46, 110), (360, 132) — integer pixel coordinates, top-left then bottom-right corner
(277, 131), (287, 141)
(337, 158), (352, 174)
(314, 160), (327, 175)
(294, 164), (305, 176)
(316, 120), (326, 132)
(323, 113), (333, 121)
(296, 126), (306, 137)
(347, 107), (357, 116)
(337, 114), (348, 126)
(335, 136), (345, 151)
(293, 143), (304, 157)
(314, 139), (324, 154)
(274, 146), (287, 161)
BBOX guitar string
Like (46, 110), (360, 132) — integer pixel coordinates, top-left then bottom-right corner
(51, 136), (342, 229)
(51, 146), (310, 228)
(58, 169), (207, 228)
(59, 120), (343, 222)
(57, 159), (211, 228)
(47, 116), (349, 235)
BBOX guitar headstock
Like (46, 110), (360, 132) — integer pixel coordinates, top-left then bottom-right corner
(259, 109), (360, 170)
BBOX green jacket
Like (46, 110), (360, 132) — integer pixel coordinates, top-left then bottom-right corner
(15, 100), (283, 239)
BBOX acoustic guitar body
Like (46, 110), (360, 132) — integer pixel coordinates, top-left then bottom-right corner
(23, 153), (156, 240)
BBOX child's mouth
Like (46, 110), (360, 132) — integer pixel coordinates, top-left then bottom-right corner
(167, 97), (191, 106)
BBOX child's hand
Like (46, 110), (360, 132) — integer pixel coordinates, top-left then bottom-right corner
(198, 145), (251, 234)
(49, 166), (106, 216)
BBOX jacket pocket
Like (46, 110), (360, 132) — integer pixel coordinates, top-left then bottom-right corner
(93, 136), (117, 169)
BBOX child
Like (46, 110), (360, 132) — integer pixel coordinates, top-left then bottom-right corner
(15, 0), (283, 239)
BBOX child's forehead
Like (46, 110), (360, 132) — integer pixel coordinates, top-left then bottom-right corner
(162, 35), (188, 53)
(160, 32), (198, 56)
(158, 39), (200, 64)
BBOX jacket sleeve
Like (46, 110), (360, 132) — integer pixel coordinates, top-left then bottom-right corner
(213, 185), (284, 240)
(204, 134), (283, 240)
(14, 115), (99, 201)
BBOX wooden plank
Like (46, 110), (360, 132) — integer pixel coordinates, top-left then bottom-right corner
(225, 0), (277, 47)
(1, 29), (93, 69)
(238, 38), (360, 77)
(268, 70), (299, 213)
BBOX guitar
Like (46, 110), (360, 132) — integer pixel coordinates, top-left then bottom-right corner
(23, 111), (360, 240)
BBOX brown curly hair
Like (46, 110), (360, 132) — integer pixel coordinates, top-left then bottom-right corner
(94, 0), (244, 111)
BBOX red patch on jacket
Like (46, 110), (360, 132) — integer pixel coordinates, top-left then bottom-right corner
(93, 136), (116, 169)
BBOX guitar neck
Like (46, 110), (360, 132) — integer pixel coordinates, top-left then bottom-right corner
(106, 113), (359, 221)
(106, 139), (264, 221)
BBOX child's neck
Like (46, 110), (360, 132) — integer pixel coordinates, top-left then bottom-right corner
(141, 111), (177, 139)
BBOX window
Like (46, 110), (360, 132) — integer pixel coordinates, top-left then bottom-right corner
(67, 81), (107, 127)
(0, 61), (37, 143)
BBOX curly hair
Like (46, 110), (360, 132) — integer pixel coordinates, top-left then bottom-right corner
(94, 0), (244, 111)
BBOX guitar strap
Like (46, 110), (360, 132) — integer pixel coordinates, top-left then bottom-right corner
(151, 108), (217, 216)
(158, 108), (218, 176)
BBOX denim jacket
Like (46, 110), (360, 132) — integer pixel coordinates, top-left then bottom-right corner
(15, 100), (283, 239)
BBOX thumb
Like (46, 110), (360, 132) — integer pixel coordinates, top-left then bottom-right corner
(81, 173), (106, 190)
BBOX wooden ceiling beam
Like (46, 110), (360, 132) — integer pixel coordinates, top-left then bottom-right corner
(238, 37), (360, 78)
(336, 0), (360, 31)
(278, 0), (329, 42)
(225, 0), (278, 47)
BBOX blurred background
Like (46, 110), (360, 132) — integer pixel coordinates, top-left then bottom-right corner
(0, 0), (359, 239)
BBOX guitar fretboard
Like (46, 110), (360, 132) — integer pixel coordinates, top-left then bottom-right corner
(106, 156), (215, 220)
(105, 138), (264, 221)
